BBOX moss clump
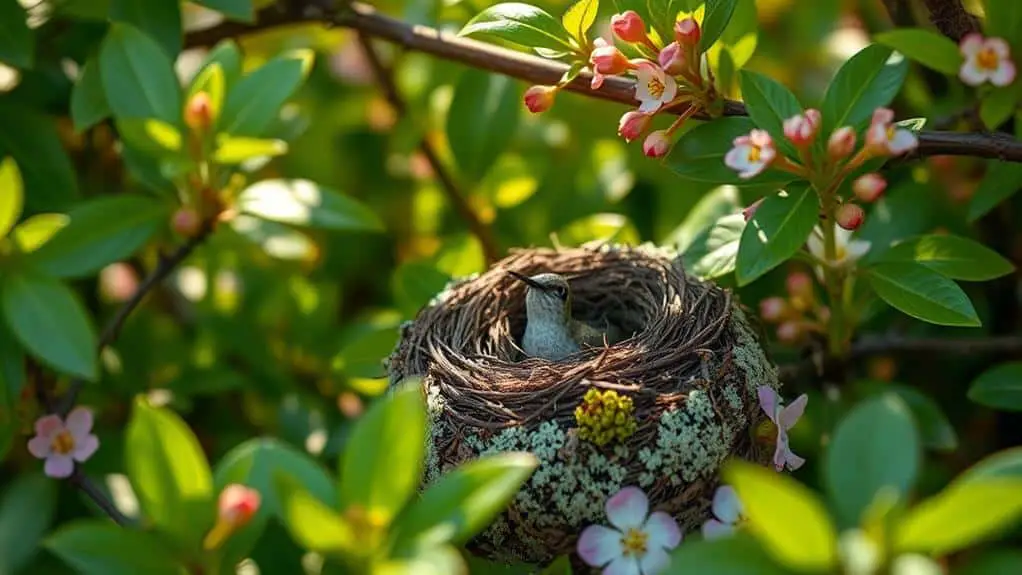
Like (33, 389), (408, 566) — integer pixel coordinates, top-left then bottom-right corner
(574, 388), (638, 447)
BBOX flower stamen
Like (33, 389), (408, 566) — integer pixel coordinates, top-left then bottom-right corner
(620, 527), (649, 556)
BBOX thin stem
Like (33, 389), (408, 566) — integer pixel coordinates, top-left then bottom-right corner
(818, 186), (848, 358)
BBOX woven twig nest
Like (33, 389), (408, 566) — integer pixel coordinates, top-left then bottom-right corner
(385, 243), (780, 565)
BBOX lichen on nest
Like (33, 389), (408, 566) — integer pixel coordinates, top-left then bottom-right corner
(385, 242), (780, 564)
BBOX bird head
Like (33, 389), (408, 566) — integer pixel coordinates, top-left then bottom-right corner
(507, 270), (572, 321)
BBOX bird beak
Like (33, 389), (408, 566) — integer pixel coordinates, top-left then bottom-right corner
(506, 270), (548, 291)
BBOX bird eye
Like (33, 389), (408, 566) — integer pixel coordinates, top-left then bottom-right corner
(555, 286), (568, 300)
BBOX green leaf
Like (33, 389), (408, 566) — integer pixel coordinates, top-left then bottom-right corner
(958, 550), (1022, 575)
(194, 39), (243, 89)
(666, 534), (790, 575)
(735, 185), (817, 286)
(70, 57), (111, 133)
(0, 473), (57, 574)
(110, 0), (183, 58)
(699, 0), (739, 54)
(0, 100), (79, 212)
(0, 0), (33, 68)
(99, 23), (182, 124)
(663, 184), (741, 252)
(125, 397), (214, 550)
(824, 393), (921, 528)
(821, 44), (908, 135)
(459, 3), (576, 53)
(864, 262), (981, 327)
(194, 0), (254, 22)
(274, 471), (353, 554)
(738, 70), (803, 153)
(681, 212), (745, 279)
(862, 382), (958, 452)
(213, 135), (287, 164)
(984, 0), (1022, 45)
(44, 521), (184, 575)
(392, 452), (538, 550)
(1, 272), (97, 380)
(957, 448), (1022, 482)
(391, 261), (453, 318)
(29, 194), (170, 279)
(562, 0), (598, 45)
(968, 362), (1022, 411)
(11, 213), (70, 252)
(446, 69), (520, 183)
(116, 118), (184, 156)
(665, 117), (798, 186)
(0, 156), (23, 239)
(877, 234), (1015, 281)
(723, 459), (838, 572)
(339, 380), (426, 525)
(968, 160), (1022, 222)
(979, 84), (1021, 130)
(858, 181), (935, 263)
(894, 478), (1022, 555)
(220, 49), (313, 136)
(872, 28), (962, 75)
(237, 179), (384, 232)
(187, 62), (226, 127)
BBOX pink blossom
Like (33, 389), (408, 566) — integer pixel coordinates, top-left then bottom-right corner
(658, 42), (686, 75)
(618, 110), (652, 142)
(782, 109), (821, 147)
(578, 486), (682, 575)
(865, 108), (918, 156)
(634, 61), (677, 113)
(701, 485), (745, 540)
(827, 126), (857, 160)
(724, 129), (776, 179)
(27, 407), (99, 478)
(757, 386), (808, 472)
(643, 130), (671, 158)
(611, 11), (648, 44)
(853, 173), (887, 203)
(959, 33), (1016, 87)
(674, 18), (700, 46)
(590, 38), (632, 89)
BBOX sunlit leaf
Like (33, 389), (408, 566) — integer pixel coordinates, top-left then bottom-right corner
(878, 234), (1015, 281)
(735, 184), (817, 286)
(0, 157), (24, 239)
(864, 262), (981, 327)
(459, 3), (576, 53)
(562, 0), (598, 44)
(446, 69), (520, 183)
(821, 44), (907, 135)
(11, 213), (70, 252)
(872, 28), (962, 75)
(213, 135), (287, 165)
(220, 49), (313, 137)
(274, 471), (353, 554)
(237, 179), (383, 232)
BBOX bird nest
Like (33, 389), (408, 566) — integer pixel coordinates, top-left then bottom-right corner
(385, 243), (780, 566)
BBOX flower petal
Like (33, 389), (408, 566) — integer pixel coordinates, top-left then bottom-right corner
(661, 75), (678, 102)
(711, 485), (742, 523)
(578, 525), (624, 567)
(987, 38), (1012, 58)
(773, 437), (788, 471)
(644, 511), (682, 549)
(701, 519), (735, 540)
(604, 556), (641, 575)
(592, 74), (606, 90)
(779, 394), (808, 430)
(847, 239), (872, 261)
(637, 98), (662, 114)
(72, 433), (99, 462)
(959, 60), (989, 86)
(786, 448), (806, 471)
(991, 60), (1017, 87)
(757, 386), (780, 423)
(724, 146), (750, 171)
(606, 486), (649, 531)
(65, 407), (94, 437)
(959, 33), (984, 57)
(806, 228), (825, 260)
(887, 129), (919, 154)
(34, 414), (63, 439)
(45, 454), (74, 478)
(638, 545), (672, 575)
(27, 435), (51, 459)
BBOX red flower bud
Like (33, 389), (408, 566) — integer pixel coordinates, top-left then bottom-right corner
(184, 91), (213, 133)
(783, 109), (821, 147)
(853, 173), (887, 203)
(836, 203), (865, 231)
(611, 11), (648, 44)
(172, 207), (201, 238)
(827, 126), (856, 160)
(204, 484), (261, 550)
(643, 130), (671, 158)
(658, 42), (687, 75)
(617, 110), (651, 142)
(674, 18), (701, 46)
(523, 85), (557, 114)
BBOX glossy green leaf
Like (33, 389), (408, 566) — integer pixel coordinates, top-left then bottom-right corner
(30, 194), (170, 278)
(562, 0), (598, 44)
(681, 212), (745, 279)
(392, 452), (538, 550)
(459, 3), (576, 52)
(984, 0), (1022, 45)
(957, 448), (1022, 482)
(699, 0), (739, 54)
(736, 185), (817, 286)
(99, 23), (182, 123)
(110, 0), (182, 58)
(878, 234), (1015, 281)
(12, 213), (70, 252)
(274, 471), (353, 554)
(664, 184), (741, 252)
(333, 324), (400, 379)
(45, 521), (183, 575)
(228, 215), (317, 261)
(968, 160), (1022, 222)
(0, 100), (80, 211)
(187, 62), (226, 126)
(968, 362), (1022, 411)
(666, 534), (790, 575)
(220, 49), (313, 136)
(665, 117), (797, 186)
(865, 262), (981, 327)
(125, 397), (215, 550)
(193, 39), (243, 89)
(0, 473), (57, 574)
(237, 179), (384, 232)
(738, 70), (803, 153)
(872, 28), (962, 75)
(646, 0), (684, 44)
(825, 393), (920, 528)
(895, 478), (1022, 555)
(70, 57), (111, 133)
(116, 118), (184, 157)
(979, 83), (1021, 130)
(339, 380), (426, 525)
(858, 182), (935, 262)
(213, 135), (288, 164)
(957, 550), (1022, 575)
(863, 382), (958, 451)
(723, 459), (838, 572)
(446, 69), (520, 182)
(821, 44), (908, 135)
(1, 272), (97, 380)
(0, 0), (33, 68)
(194, 0), (254, 22)
(0, 156), (23, 239)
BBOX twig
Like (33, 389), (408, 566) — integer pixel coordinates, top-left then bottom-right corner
(353, 31), (500, 265)
(181, 2), (1022, 163)
(70, 469), (131, 525)
(920, 0), (980, 41)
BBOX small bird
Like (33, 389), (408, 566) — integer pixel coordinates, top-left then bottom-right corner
(507, 270), (621, 361)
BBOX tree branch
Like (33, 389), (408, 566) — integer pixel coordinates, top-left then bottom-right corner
(920, 0), (980, 41)
(183, 2), (1022, 163)
(354, 31), (500, 265)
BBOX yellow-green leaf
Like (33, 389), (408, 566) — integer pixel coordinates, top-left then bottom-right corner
(145, 119), (182, 152)
(562, 0), (598, 44)
(187, 62), (225, 126)
(723, 459), (838, 572)
(274, 472), (353, 554)
(12, 214), (69, 252)
(213, 135), (287, 165)
(0, 157), (24, 239)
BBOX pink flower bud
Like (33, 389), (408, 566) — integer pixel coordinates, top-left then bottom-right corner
(836, 203), (865, 231)
(590, 44), (630, 75)
(523, 85), (557, 114)
(760, 297), (788, 322)
(783, 109), (821, 147)
(786, 271), (813, 299)
(658, 42), (687, 75)
(827, 126), (856, 160)
(643, 130), (671, 158)
(204, 483), (261, 550)
(674, 18), (701, 46)
(184, 91), (213, 133)
(617, 110), (651, 142)
(853, 173), (887, 203)
(777, 321), (801, 343)
(742, 198), (764, 222)
(611, 11), (648, 44)
(172, 207), (201, 238)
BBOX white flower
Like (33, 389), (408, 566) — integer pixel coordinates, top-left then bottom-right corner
(577, 486), (682, 575)
(724, 129), (776, 179)
(758, 386), (808, 472)
(958, 33), (1017, 87)
(865, 108), (918, 156)
(807, 223), (871, 280)
(634, 62), (677, 113)
(701, 485), (745, 539)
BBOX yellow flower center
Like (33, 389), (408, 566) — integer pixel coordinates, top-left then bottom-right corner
(50, 430), (75, 455)
(885, 125), (896, 142)
(620, 528), (648, 557)
(977, 47), (1000, 70)
(748, 145), (761, 163)
(647, 77), (665, 99)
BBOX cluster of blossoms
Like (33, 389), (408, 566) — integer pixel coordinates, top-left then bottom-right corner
(758, 270), (831, 345)
(727, 106), (918, 232)
(574, 388), (639, 447)
(524, 11), (712, 158)
(958, 33), (1016, 87)
(578, 386), (807, 574)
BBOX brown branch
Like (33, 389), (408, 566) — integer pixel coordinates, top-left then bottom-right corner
(183, 2), (1022, 163)
(920, 0), (980, 41)
(353, 32), (500, 265)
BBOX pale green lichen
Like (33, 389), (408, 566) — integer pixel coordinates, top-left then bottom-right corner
(730, 304), (782, 396)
